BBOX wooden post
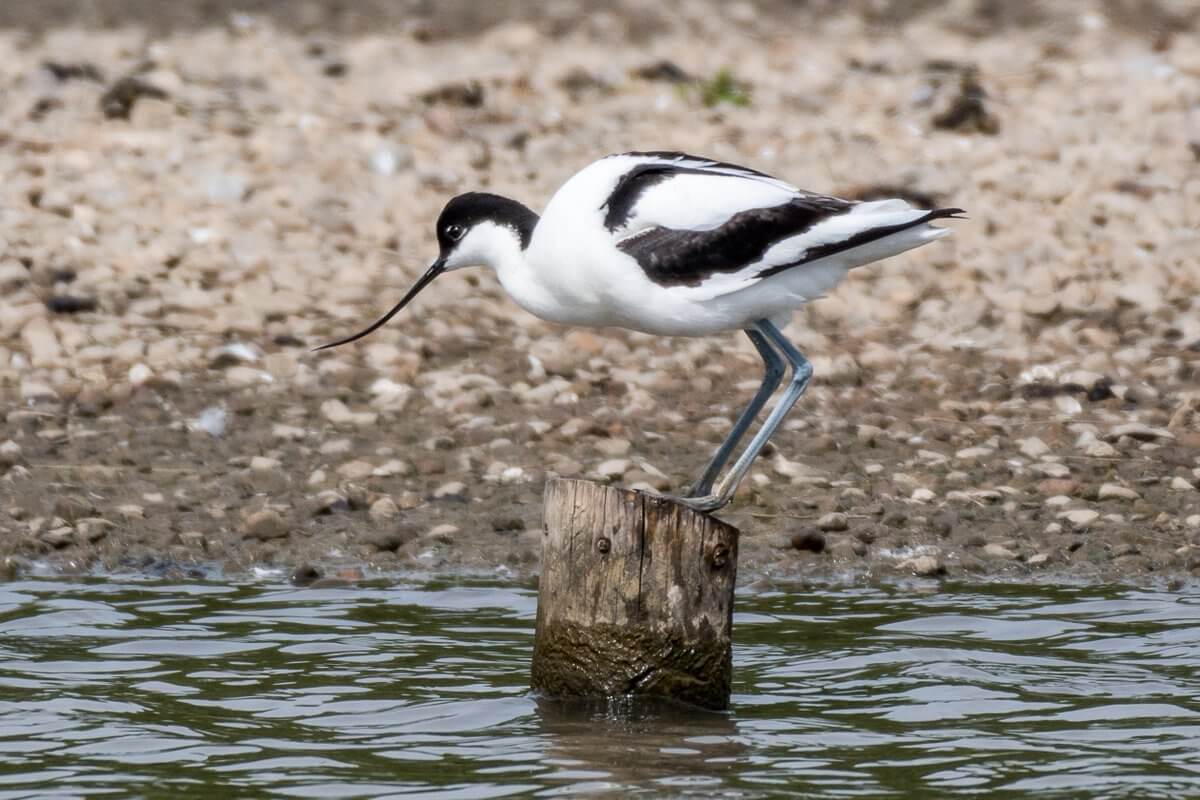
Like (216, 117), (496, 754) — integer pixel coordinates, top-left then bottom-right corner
(531, 477), (739, 710)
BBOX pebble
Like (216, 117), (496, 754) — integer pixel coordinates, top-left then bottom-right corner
(595, 458), (630, 479)
(115, 504), (144, 520)
(250, 456), (282, 471)
(1028, 553), (1051, 567)
(1085, 440), (1119, 458)
(910, 488), (936, 504)
(983, 543), (1018, 559)
(368, 497), (401, 522)
(1171, 477), (1196, 491)
(433, 481), (467, 498)
(1105, 423), (1173, 442)
(1037, 479), (1079, 496)
(426, 523), (460, 543)
(242, 509), (288, 540)
(1044, 495), (1073, 507)
(899, 555), (944, 576)
(321, 399), (377, 427)
(594, 438), (632, 457)
(1018, 437), (1050, 458)
(0, 440), (23, 469)
(817, 512), (848, 532)
(1059, 508), (1101, 529)
(1098, 483), (1139, 501)
(337, 460), (376, 480)
(1031, 462), (1071, 478)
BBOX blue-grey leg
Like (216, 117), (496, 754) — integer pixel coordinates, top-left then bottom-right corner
(685, 328), (785, 498)
(679, 319), (813, 513)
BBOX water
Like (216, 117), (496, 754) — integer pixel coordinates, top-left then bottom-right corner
(1, 577), (1198, 799)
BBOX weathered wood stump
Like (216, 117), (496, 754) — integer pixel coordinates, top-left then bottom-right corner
(531, 477), (739, 710)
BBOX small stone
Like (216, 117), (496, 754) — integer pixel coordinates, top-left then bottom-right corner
(397, 491), (423, 510)
(1055, 395), (1083, 416)
(1045, 495), (1073, 507)
(433, 481), (467, 499)
(1171, 477), (1196, 491)
(1037, 479), (1079, 496)
(595, 459), (630, 480)
(955, 446), (993, 460)
(273, 424), (307, 441)
(1086, 440), (1119, 458)
(128, 363), (154, 387)
(856, 424), (884, 446)
(115, 504), (144, 520)
(594, 438), (632, 457)
(817, 512), (848, 532)
(1028, 553), (1051, 567)
(369, 497), (400, 522)
(336, 460), (375, 480)
(242, 509), (288, 540)
(1059, 508), (1101, 529)
(984, 543), (1018, 559)
(1031, 462), (1071, 479)
(910, 488), (936, 504)
(1105, 423), (1174, 442)
(426, 523), (459, 543)
(250, 456), (281, 471)
(1018, 437), (1050, 458)
(0, 440), (23, 469)
(899, 555), (944, 576)
(1098, 483), (1140, 501)
(308, 490), (349, 516)
(789, 529), (826, 553)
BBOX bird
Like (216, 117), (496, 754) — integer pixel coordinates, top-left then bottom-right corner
(316, 151), (964, 512)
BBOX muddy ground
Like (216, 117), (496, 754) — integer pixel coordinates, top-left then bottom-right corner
(1, 1), (1198, 585)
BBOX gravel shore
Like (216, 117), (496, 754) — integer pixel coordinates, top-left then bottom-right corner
(1, 2), (1198, 585)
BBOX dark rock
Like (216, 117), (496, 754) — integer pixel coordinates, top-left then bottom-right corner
(1087, 377), (1115, 402)
(45, 295), (97, 314)
(42, 61), (104, 82)
(633, 60), (690, 83)
(100, 76), (169, 120)
(491, 516), (524, 533)
(420, 80), (484, 108)
(290, 564), (322, 586)
(790, 529), (826, 553)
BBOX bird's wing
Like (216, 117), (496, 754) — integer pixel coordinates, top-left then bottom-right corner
(605, 154), (962, 300)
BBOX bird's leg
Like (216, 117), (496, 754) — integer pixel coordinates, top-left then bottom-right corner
(685, 328), (785, 498)
(679, 319), (813, 513)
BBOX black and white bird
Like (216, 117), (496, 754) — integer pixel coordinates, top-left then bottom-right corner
(318, 151), (964, 512)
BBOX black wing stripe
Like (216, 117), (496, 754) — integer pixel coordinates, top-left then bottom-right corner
(600, 152), (792, 232)
(616, 197), (853, 287)
(755, 207), (965, 279)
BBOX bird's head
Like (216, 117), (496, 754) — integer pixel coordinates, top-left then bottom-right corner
(314, 192), (537, 351)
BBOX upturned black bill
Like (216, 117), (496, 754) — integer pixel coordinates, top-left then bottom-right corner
(312, 258), (446, 351)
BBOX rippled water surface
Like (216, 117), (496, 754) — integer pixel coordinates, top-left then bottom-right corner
(1, 577), (1198, 798)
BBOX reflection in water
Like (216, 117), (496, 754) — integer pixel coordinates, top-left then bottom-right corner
(0, 578), (1197, 798)
(534, 696), (742, 793)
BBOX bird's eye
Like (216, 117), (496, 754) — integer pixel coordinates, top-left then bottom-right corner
(446, 224), (465, 241)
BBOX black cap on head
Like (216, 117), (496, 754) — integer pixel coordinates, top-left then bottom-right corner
(313, 192), (539, 352)
(435, 192), (539, 253)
